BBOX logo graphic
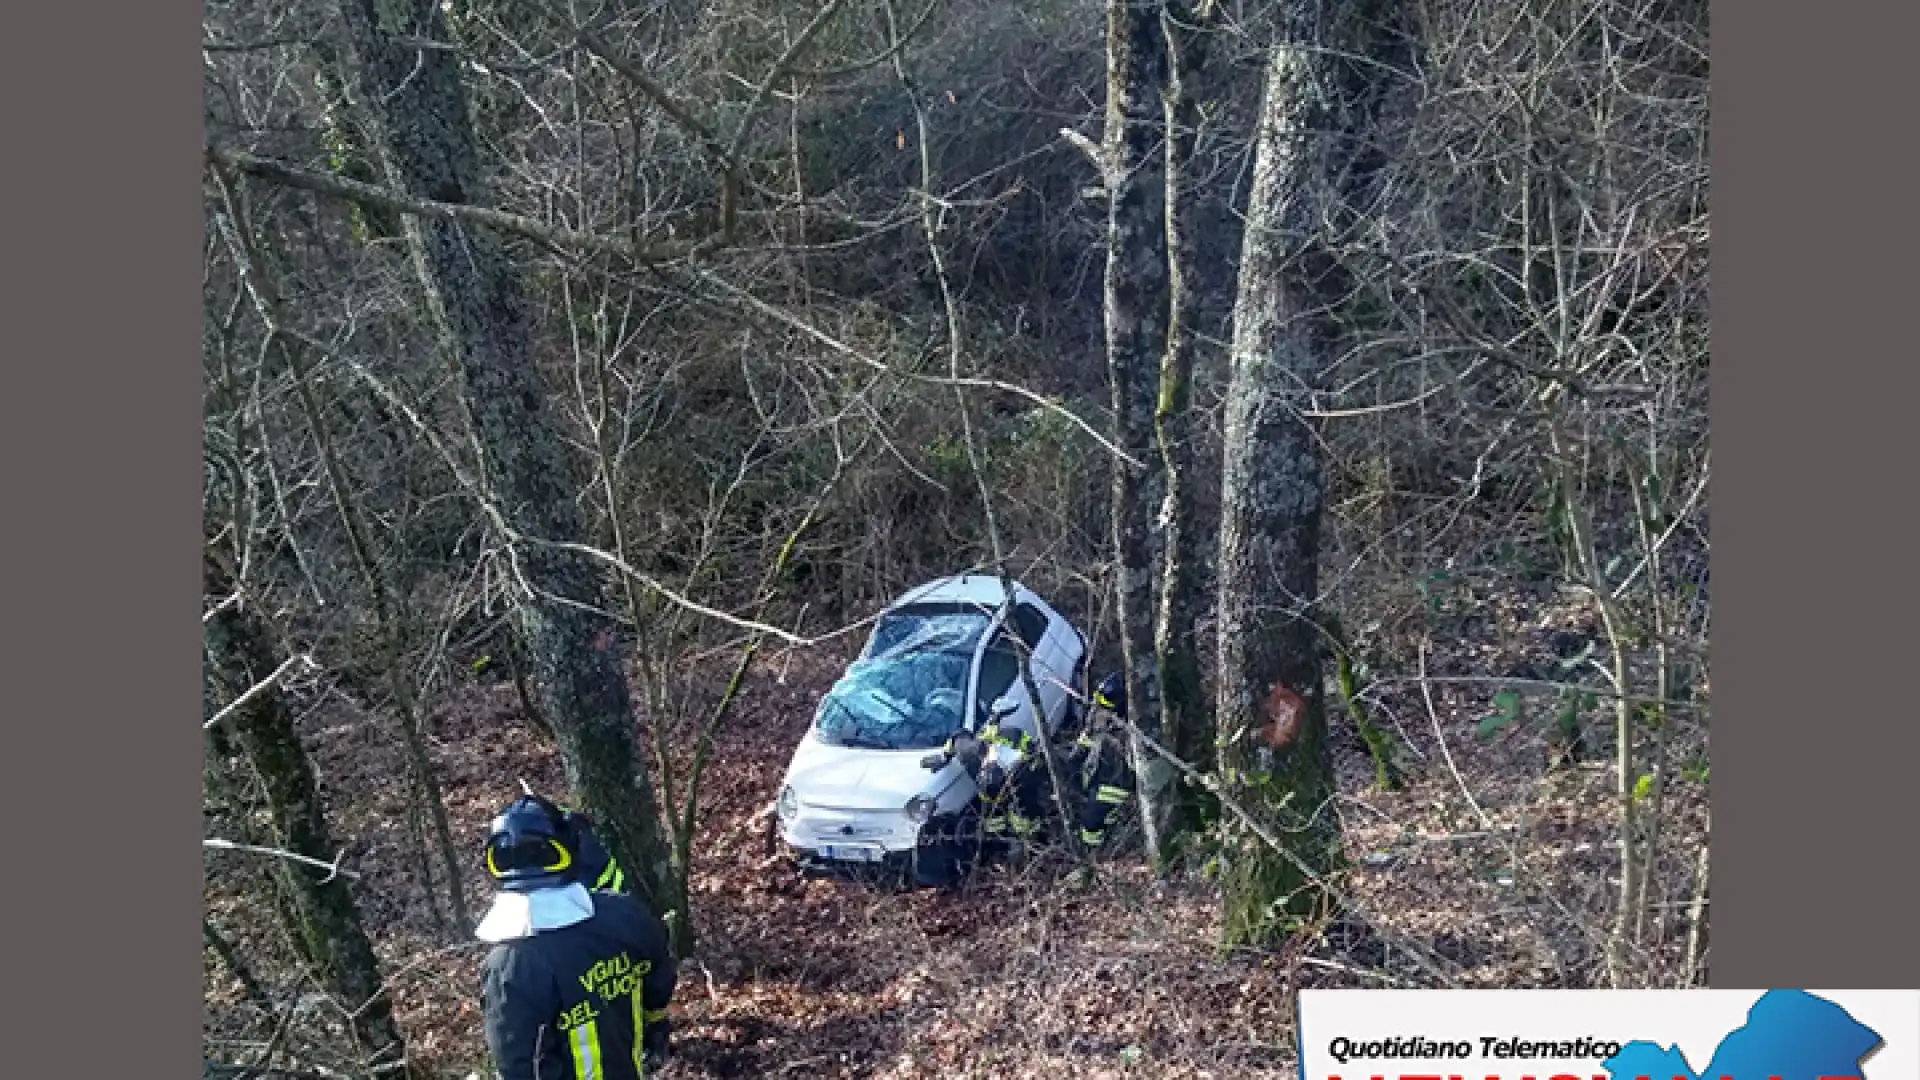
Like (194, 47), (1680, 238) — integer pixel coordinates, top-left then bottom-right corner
(1605, 990), (1882, 1080)
(1296, 989), (1918, 1080)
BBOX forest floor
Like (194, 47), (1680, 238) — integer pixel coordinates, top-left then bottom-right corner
(204, 579), (1709, 1080)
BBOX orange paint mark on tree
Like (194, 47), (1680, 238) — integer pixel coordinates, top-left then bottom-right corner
(1259, 684), (1305, 749)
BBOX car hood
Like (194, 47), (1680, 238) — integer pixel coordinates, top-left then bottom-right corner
(783, 731), (951, 810)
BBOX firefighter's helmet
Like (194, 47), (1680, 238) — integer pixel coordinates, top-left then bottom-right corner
(483, 793), (580, 892)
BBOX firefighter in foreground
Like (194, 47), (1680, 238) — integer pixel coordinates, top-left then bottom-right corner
(1067, 672), (1136, 851)
(477, 792), (677, 1080)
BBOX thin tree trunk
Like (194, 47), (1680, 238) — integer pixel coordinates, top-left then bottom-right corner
(1215, 8), (1345, 948)
(204, 547), (410, 1075)
(1102, 0), (1172, 865)
(329, 0), (685, 952)
(209, 169), (470, 937)
(1151, 0), (1217, 847)
(1554, 430), (1641, 986)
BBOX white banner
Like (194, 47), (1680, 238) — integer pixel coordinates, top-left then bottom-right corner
(1295, 989), (1919, 1080)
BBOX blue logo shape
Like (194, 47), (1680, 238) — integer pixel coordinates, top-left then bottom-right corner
(1604, 990), (1884, 1080)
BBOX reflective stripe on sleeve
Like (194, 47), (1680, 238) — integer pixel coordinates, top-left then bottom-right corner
(569, 1018), (603, 1080)
(1096, 785), (1129, 805)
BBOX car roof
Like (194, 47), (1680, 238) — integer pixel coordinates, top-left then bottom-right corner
(884, 573), (1045, 614)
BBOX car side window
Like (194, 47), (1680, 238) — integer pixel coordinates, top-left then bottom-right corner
(1012, 603), (1049, 651)
(974, 631), (1022, 721)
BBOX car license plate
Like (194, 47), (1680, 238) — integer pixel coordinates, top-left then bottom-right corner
(820, 843), (881, 863)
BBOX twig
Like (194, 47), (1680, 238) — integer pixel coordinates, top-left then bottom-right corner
(1057, 127), (1107, 181)
(1371, 673), (1702, 712)
(204, 654), (319, 730)
(203, 837), (361, 882)
(1413, 642), (1623, 962)
(1681, 816), (1710, 986)
(687, 267), (1148, 470)
(1610, 450), (1711, 600)
(1298, 955), (1410, 986)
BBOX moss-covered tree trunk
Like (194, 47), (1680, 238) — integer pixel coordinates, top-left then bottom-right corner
(204, 549), (410, 1075)
(1214, 14), (1343, 948)
(1102, 0), (1172, 865)
(1213, 0), (1410, 950)
(329, 0), (685, 950)
(1151, 0), (1217, 850)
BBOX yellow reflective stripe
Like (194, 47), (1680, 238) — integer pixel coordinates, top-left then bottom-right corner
(1080, 828), (1105, 846)
(569, 1017), (603, 1080)
(631, 987), (647, 1076)
(1096, 785), (1128, 805)
(595, 860), (620, 890)
(643, 1007), (671, 1023)
(1093, 692), (1113, 709)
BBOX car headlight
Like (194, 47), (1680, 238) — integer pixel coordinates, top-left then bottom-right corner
(778, 785), (798, 821)
(904, 794), (936, 824)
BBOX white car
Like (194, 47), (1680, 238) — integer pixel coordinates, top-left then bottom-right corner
(773, 574), (1087, 883)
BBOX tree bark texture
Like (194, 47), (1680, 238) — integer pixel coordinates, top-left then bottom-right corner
(1151, 0), (1216, 847)
(329, 0), (684, 947)
(1102, 0), (1172, 865)
(1214, 8), (1344, 948)
(204, 549), (410, 1074)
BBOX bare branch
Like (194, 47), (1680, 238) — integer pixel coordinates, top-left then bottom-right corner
(203, 837), (361, 882)
(207, 144), (692, 263)
(688, 268), (1149, 470)
(721, 0), (852, 166)
(203, 653), (319, 730)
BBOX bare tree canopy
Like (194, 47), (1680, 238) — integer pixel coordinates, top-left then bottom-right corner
(203, 0), (1709, 1073)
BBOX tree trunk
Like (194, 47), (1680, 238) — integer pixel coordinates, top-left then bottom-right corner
(204, 549), (410, 1075)
(1102, 0), (1172, 865)
(330, 0), (684, 950)
(1214, 11), (1344, 949)
(208, 171), (471, 937)
(1150, 0), (1217, 850)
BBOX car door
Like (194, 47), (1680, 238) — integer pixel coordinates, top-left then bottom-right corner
(1008, 600), (1069, 731)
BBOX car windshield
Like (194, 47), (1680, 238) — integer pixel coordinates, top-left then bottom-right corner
(815, 605), (992, 751)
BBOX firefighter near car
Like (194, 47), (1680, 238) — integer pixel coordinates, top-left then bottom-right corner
(1067, 672), (1136, 851)
(975, 719), (1050, 857)
(477, 791), (677, 1080)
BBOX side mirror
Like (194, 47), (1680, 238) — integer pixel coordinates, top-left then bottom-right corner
(919, 752), (948, 770)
